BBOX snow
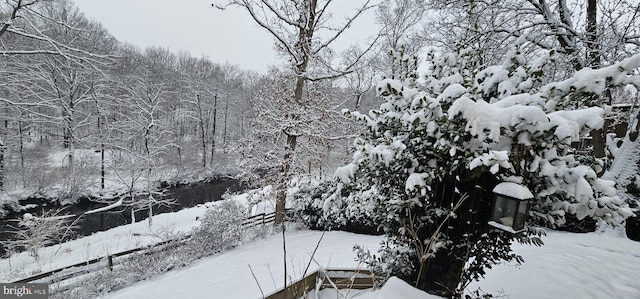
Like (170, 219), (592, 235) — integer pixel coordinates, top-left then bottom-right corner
(2, 194), (640, 299)
(468, 229), (640, 299)
(335, 164), (358, 184)
(469, 151), (513, 174)
(376, 79), (404, 96)
(493, 182), (533, 199)
(312, 277), (443, 299)
(0, 146), (240, 214)
(437, 83), (466, 102)
(364, 277), (442, 299)
(487, 221), (519, 234)
(405, 173), (429, 194)
(548, 107), (605, 142)
(84, 199), (123, 215)
(448, 97), (549, 142)
(543, 54), (640, 111)
(101, 230), (383, 299)
(0, 203), (208, 282)
(0, 191), (260, 282)
(448, 96), (609, 145)
(97, 227), (640, 299)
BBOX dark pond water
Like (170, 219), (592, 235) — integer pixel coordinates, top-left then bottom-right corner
(0, 177), (243, 256)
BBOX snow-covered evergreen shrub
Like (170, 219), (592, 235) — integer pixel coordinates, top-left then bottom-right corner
(625, 175), (640, 240)
(294, 179), (380, 234)
(326, 47), (638, 296)
(190, 200), (247, 254)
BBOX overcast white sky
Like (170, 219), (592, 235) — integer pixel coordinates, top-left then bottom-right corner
(72, 0), (379, 73)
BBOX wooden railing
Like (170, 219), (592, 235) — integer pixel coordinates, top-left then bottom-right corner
(242, 209), (295, 227)
(264, 268), (380, 299)
(10, 208), (294, 284)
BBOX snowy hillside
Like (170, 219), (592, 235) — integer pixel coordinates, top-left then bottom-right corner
(100, 228), (639, 299)
(2, 195), (639, 298)
(98, 227), (640, 299)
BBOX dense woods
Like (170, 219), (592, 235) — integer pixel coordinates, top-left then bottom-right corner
(0, 0), (368, 208)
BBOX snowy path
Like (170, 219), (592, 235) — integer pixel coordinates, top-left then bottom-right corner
(101, 230), (383, 299)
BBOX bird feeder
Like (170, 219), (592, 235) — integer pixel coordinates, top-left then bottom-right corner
(488, 182), (533, 233)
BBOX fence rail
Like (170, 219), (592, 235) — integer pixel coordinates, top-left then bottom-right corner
(11, 208), (294, 284)
(264, 268), (380, 299)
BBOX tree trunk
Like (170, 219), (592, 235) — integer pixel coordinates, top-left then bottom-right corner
(98, 116), (105, 190)
(0, 0), (22, 38)
(223, 97), (229, 153)
(0, 137), (4, 192)
(101, 144), (105, 190)
(275, 133), (298, 225)
(418, 252), (467, 298)
(585, 0), (607, 175)
(63, 98), (74, 149)
(210, 94), (218, 164)
(19, 121), (24, 169)
(274, 69), (307, 224)
(630, 109), (640, 142)
(586, 0), (599, 67)
(148, 198), (153, 228)
(535, 0), (584, 71)
(197, 94), (207, 168)
(274, 189), (287, 225)
(413, 173), (499, 297)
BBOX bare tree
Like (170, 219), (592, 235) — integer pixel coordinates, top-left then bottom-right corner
(5, 208), (77, 260)
(375, 0), (427, 77)
(215, 0), (380, 224)
(0, 0), (114, 194)
(177, 54), (223, 168)
(239, 68), (350, 182)
(426, 0), (640, 72)
(424, 0), (640, 167)
(111, 47), (179, 227)
(0, 0), (112, 64)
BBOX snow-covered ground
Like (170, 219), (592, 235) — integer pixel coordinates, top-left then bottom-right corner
(101, 230), (383, 299)
(0, 185), (282, 282)
(96, 227), (640, 299)
(307, 277), (442, 299)
(0, 203), (208, 282)
(468, 228), (640, 299)
(2, 193), (639, 298)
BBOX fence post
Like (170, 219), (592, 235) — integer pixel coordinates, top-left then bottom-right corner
(107, 255), (113, 271)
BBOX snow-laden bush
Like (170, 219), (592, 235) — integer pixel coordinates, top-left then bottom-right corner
(52, 239), (192, 299)
(52, 200), (252, 299)
(190, 200), (247, 255)
(294, 180), (381, 234)
(323, 46), (638, 297)
(5, 209), (77, 260)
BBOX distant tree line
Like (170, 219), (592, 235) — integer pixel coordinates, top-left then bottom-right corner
(0, 0), (375, 207)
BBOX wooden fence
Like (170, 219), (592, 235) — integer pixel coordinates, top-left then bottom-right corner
(11, 208), (293, 285)
(264, 268), (380, 299)
(242, 209), (293, 227)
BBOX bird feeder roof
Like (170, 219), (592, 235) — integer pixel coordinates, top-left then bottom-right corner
(493, 182), (534, 200)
